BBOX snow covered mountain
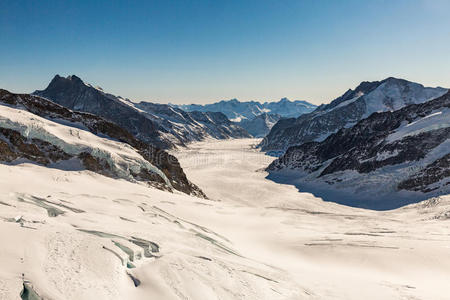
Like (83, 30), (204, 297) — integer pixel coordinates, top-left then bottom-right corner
(0, 89), (205, 197)
(267, 91), (450, 209)
(33, 75), (250, 149)
(237, 113), (281, 137)
(261, 78), (448, 153)
(173, 98), (316, 122)
(134, 101), (250, 142)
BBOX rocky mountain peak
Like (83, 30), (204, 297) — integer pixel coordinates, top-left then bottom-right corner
(49, 74), (85, 87)
(66, 74), (84, 83)
(353, 79), (384, 94)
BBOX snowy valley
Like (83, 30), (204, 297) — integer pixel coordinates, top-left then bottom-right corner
(0, 77), (449, 300)
(1, 139), (449, 300)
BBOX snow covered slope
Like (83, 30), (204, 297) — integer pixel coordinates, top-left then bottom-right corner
(174, 97), (316, 122)
(1, 138), (449, 300)
(0, 104), (172, 184)
(0, 162), (300, 300)
(33, 75), (250, 149)
(261, 77), (447, 152)
(0, 89), (205, 197)
(267, 91), (450, 209)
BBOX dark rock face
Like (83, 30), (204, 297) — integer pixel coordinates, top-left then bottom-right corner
(33, 75), (250, 149)
(261, 78), (447, 152)
(237, 113), (281, 138)
(267, 91), (450, 208)
(0, 126), (126, 181)
(78, 152), (111, 174)
(321, 127), (449, 176)
(398, 154), (450, 193)
(0, 89), (205, 197)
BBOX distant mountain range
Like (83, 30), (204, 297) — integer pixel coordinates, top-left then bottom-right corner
(34, 75), (250, 149)
(267, 85), (450, 209)
(236, 113), (281, 138)
(172, 98), (316, 137)
(261, 77), (447, 154)
(172, 98), (317, 122)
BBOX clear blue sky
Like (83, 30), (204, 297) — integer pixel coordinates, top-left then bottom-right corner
(1, 0), (449, 105)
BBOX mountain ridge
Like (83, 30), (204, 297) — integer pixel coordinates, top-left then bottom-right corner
(173, 97), (316, 122)
(33, 75), (250, 149)
(261, 77), (448, 153)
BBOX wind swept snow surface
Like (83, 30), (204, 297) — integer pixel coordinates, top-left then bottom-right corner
(0, 160), (299, 299)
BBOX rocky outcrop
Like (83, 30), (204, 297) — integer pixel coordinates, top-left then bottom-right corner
(0, 89), (205, 197)
(261, 77), (447, 153)
(0, 127), (71, 164)
(398, 154), (450, 193)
